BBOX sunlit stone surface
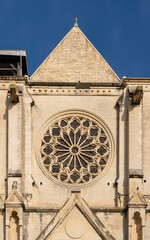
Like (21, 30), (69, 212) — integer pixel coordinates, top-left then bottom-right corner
(0, 25), (149, 240)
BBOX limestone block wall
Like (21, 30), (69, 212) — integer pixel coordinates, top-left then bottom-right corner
(23, 212), (56, 240)
(0, 87), (8, 198)
(142, 89), (150, 194)
(30, 90), (122, 208)
(96, 212), (125, 239)
(1, 77), (150, 239)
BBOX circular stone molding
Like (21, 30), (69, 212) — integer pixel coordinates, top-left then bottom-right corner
(36, 110), (114, 186)
(65, 217), (86, 239)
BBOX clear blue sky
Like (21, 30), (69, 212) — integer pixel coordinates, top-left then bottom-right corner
(1, 0), (150, 79)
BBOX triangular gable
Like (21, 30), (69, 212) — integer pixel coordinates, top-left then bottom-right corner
(5, 189), (23, 206)
(128, 189), (147, 207)
(48, 206), (103, 240)
(36, 193), (115, 240)
(31, 26), (120, 83)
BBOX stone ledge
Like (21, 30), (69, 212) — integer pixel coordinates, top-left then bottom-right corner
(0, 76), (27, 82)
(129, 169), (143, 178)
(8, 173), (22, 178)
(23, 206), (124, 213)
(28, 81), (122, 87)
(92, 207), (124, 213)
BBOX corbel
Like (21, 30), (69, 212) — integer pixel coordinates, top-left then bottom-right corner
(9, 84), (19, 103)
(129, 86), (143, 105)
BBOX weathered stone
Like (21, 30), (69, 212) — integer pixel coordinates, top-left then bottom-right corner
(0, 24), (150, 239)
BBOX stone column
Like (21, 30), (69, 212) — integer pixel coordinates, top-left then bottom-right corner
(7, 84), (23, 195)
(128, 86), (143, 194)
(19, 220), (23, 240)
(116, 89), (129, 207)
(22, 86), (33, 204)
(128, 86), (145, 240)
(0, 87), (8, 204)
(142, 89), (150, 199)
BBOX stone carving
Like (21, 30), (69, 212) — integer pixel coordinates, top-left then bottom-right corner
(12, 181), (18, 190)
(38, 111), (113, 185)
(9, 84), (19, 103)
(9, 211), (19, 240)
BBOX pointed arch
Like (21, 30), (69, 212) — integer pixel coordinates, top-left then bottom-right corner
(131, 212), (142, 240)
(9, 211), (20, 240)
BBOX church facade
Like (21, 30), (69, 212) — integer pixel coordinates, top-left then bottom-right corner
(0, 24), (149, 240)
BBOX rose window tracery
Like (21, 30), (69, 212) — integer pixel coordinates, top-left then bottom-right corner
(38, 111), (113, 185)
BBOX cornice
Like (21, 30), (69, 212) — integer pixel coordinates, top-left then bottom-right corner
(122, 77), (150, 87)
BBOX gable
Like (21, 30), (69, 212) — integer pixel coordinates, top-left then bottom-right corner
(48, 206), (102, 240)
(5, 189), (23, 205)
(31, 26), (120, 83)
(129, 189), (147, 206)
(36, 193), (115, 240)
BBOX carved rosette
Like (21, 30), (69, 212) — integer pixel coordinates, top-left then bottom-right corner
(37, 111), (114, 185)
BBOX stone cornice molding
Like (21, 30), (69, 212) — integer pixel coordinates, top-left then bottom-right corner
(122, 77), (150, 87)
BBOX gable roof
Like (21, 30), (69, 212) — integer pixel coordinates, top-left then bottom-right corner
(31, 26), (120, 83)
(128, 189), (147, 207)
(36, 193), (115, 240)
(5, 189), (23, 206)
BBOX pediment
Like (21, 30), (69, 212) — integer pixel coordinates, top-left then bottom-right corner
(48, 206), (103, 240)
(5, 189), (23, 205)
(31, 26), (120, 83)
(36, 193), (115, 240)
(128, 189), (147, 206)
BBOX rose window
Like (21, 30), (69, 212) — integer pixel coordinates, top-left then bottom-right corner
(38, 111), (113, 185)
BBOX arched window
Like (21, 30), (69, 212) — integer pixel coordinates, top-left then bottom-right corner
(132, 212), (142, 240)
(9, 211), (19, 240)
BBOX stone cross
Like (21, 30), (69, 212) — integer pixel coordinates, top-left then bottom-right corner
(74, 17), (78, 27)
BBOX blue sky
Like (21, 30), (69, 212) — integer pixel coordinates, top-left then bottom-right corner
(1, 0), (150, 79)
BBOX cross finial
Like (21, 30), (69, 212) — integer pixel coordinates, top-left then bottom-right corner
(74, 17), (78, 27)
